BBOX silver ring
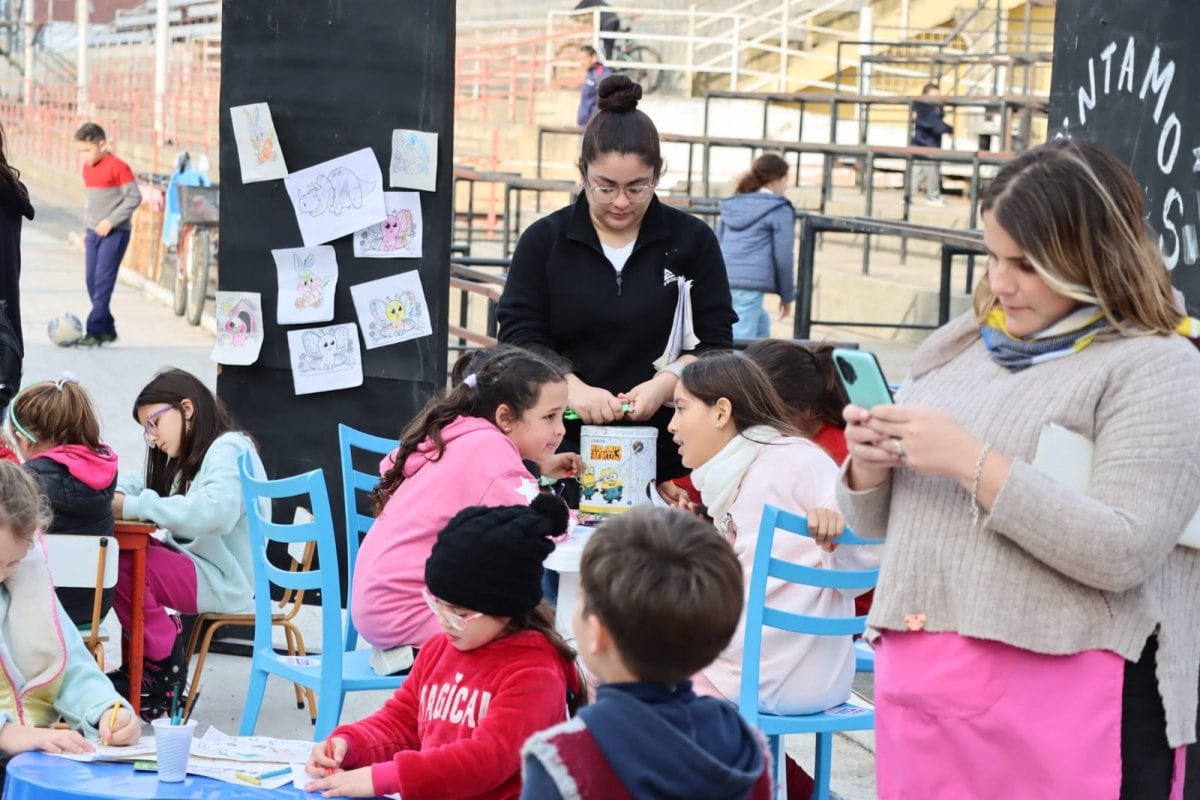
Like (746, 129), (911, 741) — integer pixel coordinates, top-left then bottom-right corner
(893, 439), (905, 458)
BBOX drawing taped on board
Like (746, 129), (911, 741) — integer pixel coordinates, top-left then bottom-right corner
(211, 291), (264, 365)
(349, 270), (433, 349)
(286, 322), (364, 395)
(353, 191), (423, 258)
(285, 148), (387, 246)
(230, 102), (288, 183)
(390, 129), (437, 191)
(272, 245), (338, 325)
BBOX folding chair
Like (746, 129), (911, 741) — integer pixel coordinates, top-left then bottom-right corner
(336, 422), (396, 651)
(739, 505), (882, 800)
(181, 508), (318, 724)
(42, 534), (117, 669)
(237, 452), (406, 740)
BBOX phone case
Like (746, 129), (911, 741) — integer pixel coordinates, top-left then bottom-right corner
(832, 348), (893, 407)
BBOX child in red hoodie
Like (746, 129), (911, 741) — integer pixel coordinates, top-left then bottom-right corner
(306, 494), (585, 799)
(351, 347), (581, 663)
(5, 375), (119, 627)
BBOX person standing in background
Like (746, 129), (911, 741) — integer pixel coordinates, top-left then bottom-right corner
(74, 122), (141, 348)
(576, 46), (609, 127)
(911, 83), (953, 206)
(572, 0), (620, 60)
(717, 153), (795, 340)
(0, 121), (33, 413)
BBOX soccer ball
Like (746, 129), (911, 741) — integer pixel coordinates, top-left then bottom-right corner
(47, 312), (83, 347)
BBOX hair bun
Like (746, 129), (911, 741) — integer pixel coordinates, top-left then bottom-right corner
(529, 492), (570, 539)
(597, 74), (642, 113)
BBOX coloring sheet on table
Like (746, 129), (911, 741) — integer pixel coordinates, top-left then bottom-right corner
(390, 129), (437, 191)
(211, 291), (264, 365)
(230, 102), (288, 183)
(353, 191), (422, 258)
(193, 726), (314, 764)
(287, 323), (363, 395)
(350, 270), (432, 349)
(52, 736), (157, 762)
(285, 147), (387, 246)
(273, 245), (338, 324)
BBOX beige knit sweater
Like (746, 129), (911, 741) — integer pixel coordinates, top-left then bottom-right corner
(836, 312), (1200, 747)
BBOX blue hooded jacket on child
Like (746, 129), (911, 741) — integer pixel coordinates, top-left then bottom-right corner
(521, 681), (771, 799)
(717, 191), (796, 303)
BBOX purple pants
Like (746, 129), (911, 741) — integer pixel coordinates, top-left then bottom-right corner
(114, 539), (198, 662)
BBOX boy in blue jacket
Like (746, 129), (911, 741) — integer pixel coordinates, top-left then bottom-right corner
(521, 507), (772, 799)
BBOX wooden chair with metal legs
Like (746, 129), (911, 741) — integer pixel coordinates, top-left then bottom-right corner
(43, 535), (118, 670)
(181, 517), (318, 724)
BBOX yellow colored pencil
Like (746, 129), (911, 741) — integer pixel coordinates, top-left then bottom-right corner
(235, 771), (262, 786)
(103, 700), (120, 745)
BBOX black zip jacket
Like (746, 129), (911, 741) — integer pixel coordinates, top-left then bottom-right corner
(497, 194), (735, 480)
(25, 457), (116, 627)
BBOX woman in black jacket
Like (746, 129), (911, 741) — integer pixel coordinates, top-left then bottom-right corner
(0, 122), (34, 413)
(497, 74), (735, 485)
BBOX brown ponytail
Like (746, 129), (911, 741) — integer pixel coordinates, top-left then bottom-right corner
(735, 152), (789, 194)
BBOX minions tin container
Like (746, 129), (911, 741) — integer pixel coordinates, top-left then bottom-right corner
(578, 425), (658, 516)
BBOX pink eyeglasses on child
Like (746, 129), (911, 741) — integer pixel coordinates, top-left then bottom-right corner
(421, 588), (483, 631)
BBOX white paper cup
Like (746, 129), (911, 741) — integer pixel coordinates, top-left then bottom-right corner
(151, 717), (196, 782)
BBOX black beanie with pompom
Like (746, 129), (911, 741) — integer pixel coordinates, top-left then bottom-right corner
(424, 493), (569, 616)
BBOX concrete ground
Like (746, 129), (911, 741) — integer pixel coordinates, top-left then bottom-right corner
(20, 189), (898, 798)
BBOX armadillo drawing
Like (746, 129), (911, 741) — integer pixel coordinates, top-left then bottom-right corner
(297, 168), (376, 217)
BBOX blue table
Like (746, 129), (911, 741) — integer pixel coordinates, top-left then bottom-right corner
(2, 751), (319, 799)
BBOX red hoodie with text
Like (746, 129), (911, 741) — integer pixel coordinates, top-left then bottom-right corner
(331, 629), (578, 800)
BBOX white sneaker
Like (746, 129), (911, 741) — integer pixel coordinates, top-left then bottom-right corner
(924, 197), (945, 207)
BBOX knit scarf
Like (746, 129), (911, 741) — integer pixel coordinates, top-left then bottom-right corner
(690, 425), (781, 526)
(981, 306), (1109, 372)
(983, 306), (1200, 372)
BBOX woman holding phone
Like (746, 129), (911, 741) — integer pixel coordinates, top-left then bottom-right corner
(838, 139), (1200, 798)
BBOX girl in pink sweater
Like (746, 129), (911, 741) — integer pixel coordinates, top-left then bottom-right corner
(351, 347), (581, 657)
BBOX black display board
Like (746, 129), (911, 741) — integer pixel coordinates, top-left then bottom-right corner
(1049, 1), (1200, 311)
(216, 2), (454, 582)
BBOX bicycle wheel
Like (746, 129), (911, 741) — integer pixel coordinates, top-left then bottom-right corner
(172, 232), (188, 316)
(619, 45), (663, 94)
(185, 228), (210, 326)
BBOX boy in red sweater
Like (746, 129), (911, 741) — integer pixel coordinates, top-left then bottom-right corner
(73, 123), (141, 347)
(305, 494), (582, 800)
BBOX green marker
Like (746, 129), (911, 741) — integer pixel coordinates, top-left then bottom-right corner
(564, 403), (633, 421)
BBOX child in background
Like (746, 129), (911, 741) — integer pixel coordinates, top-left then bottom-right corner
(306, 495), (584, 800)
(111, 368), (262, 717)
(73, 122), (142, 347)
(743, 339), (849, 465)
(352, 347), (581, 663)
(522, 506), (771, 799)
(7, 375), (118, 628)
(0, 462), (139, 761)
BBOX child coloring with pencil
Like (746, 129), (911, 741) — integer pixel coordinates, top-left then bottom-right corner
(306, 494), (584, 799)
(110, 368), (262, 716)
(6, 375), (119, 629)
(351, 347), (581, 663)
(0, 462), (139, 762)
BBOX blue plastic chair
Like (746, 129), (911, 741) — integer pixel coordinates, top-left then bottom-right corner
(337, 423), (397, 652)
(237, 452), (406, 741)
(738, 504), (882, 800)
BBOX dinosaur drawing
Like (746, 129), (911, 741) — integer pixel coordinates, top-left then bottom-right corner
(297, 168), (376, 217)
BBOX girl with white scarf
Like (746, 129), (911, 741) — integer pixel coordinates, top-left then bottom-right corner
(667, 352), (878, 716)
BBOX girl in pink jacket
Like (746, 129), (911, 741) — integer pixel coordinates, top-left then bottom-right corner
(351, 348), (580, 659)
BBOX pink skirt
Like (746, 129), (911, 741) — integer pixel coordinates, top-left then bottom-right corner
(874, 631), (1124, 799)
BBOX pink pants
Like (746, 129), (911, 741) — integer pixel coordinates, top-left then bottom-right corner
(113, 539), (198, 662)
(875, 631), (1125, 799)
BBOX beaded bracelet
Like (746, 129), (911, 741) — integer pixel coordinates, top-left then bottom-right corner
(970, 442), (992, 528)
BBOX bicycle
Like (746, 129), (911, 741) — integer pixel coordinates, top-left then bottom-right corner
(610, 27), (663, 94)
(173, 184), (219, 326)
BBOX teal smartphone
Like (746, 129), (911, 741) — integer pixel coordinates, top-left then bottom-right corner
(832, 348), (894, 408)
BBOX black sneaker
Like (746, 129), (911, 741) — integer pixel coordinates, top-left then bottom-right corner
(76, 332), (117, 347)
